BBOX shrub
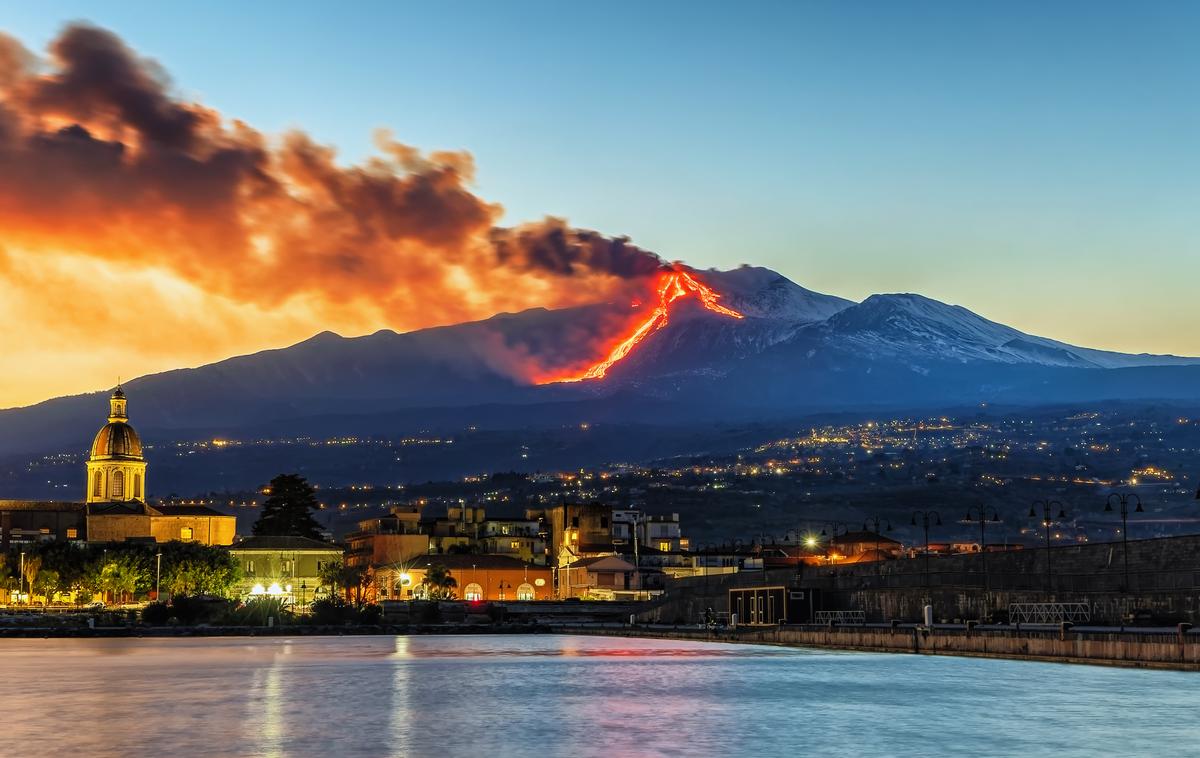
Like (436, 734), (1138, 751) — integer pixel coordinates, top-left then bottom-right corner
(221, 596), (294, 626)
(168, 595), (236, 625)
(357, 603), (382, 625)
(142, 601), (170, 625)
(309, 596), (354, 626)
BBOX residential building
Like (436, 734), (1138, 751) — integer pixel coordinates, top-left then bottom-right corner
(226, 535), (344, 604)
(345, 503), (430, 573)
(394, 553), (552, 601)
(561, 555), (640, 600)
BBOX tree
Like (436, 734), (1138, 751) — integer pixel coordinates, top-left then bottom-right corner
(252, 474), (324, 539)
(32, 569), (61, 604)
(421, 563), (457, 600)
(21, 555), (41, 599)
(159, 541), (241, 597)
(98, 553), (150, 604)
(317, 560), (369, 606)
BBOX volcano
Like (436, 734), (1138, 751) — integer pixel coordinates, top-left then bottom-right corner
(3, 265), (1200, 459)
(537, 269), (745, 383)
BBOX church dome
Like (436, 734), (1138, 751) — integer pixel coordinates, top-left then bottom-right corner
(89, 386), (143, 460)
(91, 422), (143, 460)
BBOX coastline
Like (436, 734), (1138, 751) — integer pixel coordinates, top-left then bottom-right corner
(551, 624), (1200, 672)
(5, 620), (1198, 672)
(0, 623), (549, 638)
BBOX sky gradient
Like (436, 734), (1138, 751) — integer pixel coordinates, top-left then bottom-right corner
(2, 2), (1197, 408)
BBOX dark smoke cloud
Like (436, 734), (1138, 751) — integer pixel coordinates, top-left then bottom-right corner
(0, 23), (665, 323)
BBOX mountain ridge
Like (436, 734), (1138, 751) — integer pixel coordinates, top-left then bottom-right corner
(3, 265), (1199, 458)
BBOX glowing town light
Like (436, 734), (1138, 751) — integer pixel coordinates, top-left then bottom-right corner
(266, 582), (284, 596)
(250, 583), (266, 596)
(399, 573), (412, 586)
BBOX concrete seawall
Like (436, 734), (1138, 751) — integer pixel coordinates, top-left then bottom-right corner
(561, 624), (1200, 671)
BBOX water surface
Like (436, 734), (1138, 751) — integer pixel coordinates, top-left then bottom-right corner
(0, 634), (1192, 756)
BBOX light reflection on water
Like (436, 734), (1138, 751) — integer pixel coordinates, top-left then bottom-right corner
(0, 634), (1193, 757)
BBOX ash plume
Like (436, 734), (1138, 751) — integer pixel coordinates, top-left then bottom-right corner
(0, 22), (665, 333)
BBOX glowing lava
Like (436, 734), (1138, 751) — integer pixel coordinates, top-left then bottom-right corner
(540, 269), (744, 383)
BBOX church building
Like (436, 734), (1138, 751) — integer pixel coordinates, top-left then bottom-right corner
(0, 387), (236, 547)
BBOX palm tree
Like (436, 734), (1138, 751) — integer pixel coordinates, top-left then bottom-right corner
(421, 564), (457, 600)
(21, 555), (41, 602)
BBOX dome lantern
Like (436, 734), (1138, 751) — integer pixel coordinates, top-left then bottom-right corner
(86, 387), (147, 504)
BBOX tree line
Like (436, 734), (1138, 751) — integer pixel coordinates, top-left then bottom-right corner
(3, 540), (240, 605)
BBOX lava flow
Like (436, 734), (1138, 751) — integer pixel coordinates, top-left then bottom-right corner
(539, 269), (744, 383)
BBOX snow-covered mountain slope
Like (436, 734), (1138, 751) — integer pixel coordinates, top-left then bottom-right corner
(806, 293), (1200, 369)
(702, 265), (854, 322)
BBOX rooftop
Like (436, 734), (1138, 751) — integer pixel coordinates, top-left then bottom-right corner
(228, 535), (341, 551)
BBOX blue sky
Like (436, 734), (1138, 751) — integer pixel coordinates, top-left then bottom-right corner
(6, 1), (1199, 354)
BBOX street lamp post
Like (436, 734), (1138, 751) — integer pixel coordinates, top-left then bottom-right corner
(909, 511), (942, 588)
(1105, 493), (1143, 593)
(18, 552), (25, 605)
(960, 506), (1001, 591)
(155, 551), (162, 603)
(1029, 500), (1066, 594)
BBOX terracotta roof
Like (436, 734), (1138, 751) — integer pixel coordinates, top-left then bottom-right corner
(87, 502), (150, 516)
(567, 555), (636, 570)
(228, 536), (341, 551)
(831, 530), (901, 546)
(0, 500), (86, 513)
(420, 554), (537, 570)
(153, 504), (231, 518)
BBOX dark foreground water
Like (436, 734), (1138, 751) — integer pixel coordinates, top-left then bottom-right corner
(0, 634), (1193, 757)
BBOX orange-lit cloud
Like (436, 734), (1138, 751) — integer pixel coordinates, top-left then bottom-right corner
(0, 24), (665, 408)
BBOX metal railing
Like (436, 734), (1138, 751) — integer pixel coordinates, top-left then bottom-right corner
(1008, 602), (1091, 624)
(814, 610), (866, 625)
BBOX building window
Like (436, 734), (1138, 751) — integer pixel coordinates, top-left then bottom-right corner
(66, 528), (78, 539)
(246, 560), (255, 574)
(111, 470), (124, 499)
(516, 583), (535, 600)
(658, 541), (671, 552)
(92, 471), (103, 498)
(600, 516), (609, 529)
(180, 526), (194, 540)
(571, 516), (579, 528)
(510, 540), (521, 550)
(464, 583), (483, 601)
(134, 473), (142, 499)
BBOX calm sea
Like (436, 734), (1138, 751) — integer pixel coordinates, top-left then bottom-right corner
(0, 634), (1192, 757)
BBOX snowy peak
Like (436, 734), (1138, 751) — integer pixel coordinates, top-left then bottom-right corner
(819, 293), (1200, 369)
(699, 266), (853, 322)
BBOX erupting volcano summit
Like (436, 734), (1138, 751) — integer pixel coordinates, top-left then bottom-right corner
(539, 269), (744, 384)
